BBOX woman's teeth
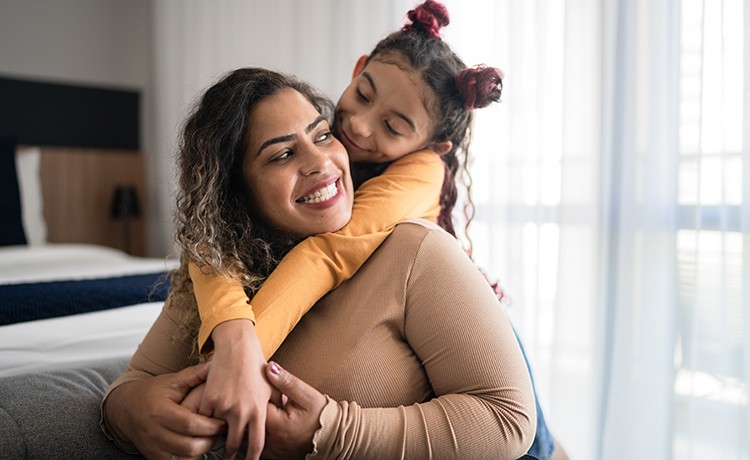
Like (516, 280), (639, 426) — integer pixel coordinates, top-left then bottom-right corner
(298, 182), (338, 204)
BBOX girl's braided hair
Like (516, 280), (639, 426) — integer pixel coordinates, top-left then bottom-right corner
(364, 0), (504, 245)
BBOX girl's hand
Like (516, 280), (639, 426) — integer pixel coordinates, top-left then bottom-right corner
(199, 319), (271, 460)
(263, 361), (327, 460)
(104, 362), (225, 459)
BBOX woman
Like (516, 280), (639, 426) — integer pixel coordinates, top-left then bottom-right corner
(101, 67), (536, 459)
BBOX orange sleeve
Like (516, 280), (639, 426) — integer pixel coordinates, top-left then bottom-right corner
(190, 261), (255, 350)
(195, 150), (444, 356)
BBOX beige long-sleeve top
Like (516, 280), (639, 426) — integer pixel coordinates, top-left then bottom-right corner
(103, 220), (536, 459)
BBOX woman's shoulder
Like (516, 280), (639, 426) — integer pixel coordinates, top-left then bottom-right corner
(388, 218), (462, 255)
(393, 217), (442, 237)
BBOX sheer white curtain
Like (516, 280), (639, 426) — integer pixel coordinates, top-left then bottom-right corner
(443, 1), (604, 458)
(149, 1), (748, 459)
(449, 0), (748, 459)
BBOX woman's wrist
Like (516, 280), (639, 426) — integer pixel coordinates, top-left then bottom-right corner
(101, 382), (140, 453)
(306, 396), (336, 459)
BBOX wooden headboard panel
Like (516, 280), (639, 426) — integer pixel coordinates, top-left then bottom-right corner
(38, 147), (146, 256)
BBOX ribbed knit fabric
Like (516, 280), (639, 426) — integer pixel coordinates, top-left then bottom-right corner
(103, 220), (536, 459)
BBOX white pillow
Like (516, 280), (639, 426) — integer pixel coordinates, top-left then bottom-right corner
(15, 147), (47, 245)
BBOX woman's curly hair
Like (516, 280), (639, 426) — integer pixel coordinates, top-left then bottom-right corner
(168, 68), (335, 357)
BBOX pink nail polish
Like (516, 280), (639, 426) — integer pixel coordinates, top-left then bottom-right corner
(269, 362), (281, 375)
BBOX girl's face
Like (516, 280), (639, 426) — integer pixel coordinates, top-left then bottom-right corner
(335, 56), (444, 163)
(243, 88), (354, 237)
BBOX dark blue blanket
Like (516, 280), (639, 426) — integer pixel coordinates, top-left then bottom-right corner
(0, 272), (170, 326)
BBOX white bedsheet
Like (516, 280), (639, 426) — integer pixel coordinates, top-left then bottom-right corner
(0, 244), (178, 377)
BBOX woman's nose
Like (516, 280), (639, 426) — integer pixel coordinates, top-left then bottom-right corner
(299, 145), (332, 176)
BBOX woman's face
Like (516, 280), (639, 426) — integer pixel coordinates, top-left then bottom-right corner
(335, 56), (441, 163)
(243, 88), (354, 237)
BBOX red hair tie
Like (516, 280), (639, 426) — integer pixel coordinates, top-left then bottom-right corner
(402, 0), (450, 39)
(456, 65), (505, 110)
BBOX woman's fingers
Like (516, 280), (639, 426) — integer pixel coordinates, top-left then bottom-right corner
(262, 362), (327, 459)
(163, 401), (226, 438)
(172, 361), (211, 393)
(268, 385), (284, 407)
(265, 361), (324, 410)
(152, 426), (217, 459)
(181, 383), (205, 413)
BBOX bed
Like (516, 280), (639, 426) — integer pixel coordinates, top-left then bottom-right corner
(0, 243), (176, 378)
(0, 140), (178, 378)
(0, 80), (175, 456)
(0, 241), (174, 456)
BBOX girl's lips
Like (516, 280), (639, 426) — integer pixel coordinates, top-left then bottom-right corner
(339, 129), (363, 153)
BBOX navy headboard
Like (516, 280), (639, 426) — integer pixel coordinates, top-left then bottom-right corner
(0, 77), (139, 150)
(0, 137), (26, 246)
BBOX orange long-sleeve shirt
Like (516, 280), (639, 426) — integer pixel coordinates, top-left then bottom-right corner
(191, 150), (443, 356)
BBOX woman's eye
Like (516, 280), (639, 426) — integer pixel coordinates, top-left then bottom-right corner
(316, 131), (333, 143)
(271, 150), (292, 162)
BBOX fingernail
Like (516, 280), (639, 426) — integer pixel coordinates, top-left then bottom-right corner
(269, 361), (281, 375)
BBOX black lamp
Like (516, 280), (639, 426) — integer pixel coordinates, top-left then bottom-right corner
(111, 185), (140, 254)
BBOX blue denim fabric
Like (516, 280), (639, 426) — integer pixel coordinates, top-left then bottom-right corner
(513, 326), (556, 460)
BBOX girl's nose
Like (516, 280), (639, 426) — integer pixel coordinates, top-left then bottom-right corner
(348, 113), (372, 138)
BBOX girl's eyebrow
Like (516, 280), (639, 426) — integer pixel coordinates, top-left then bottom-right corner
(362, 71), (417, 133)
(256, 115), (327, 156)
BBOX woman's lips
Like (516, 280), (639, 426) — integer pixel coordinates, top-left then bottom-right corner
(296, 178), (340, 205)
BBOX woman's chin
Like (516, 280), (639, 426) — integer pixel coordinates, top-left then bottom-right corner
(318, 212), (353, 234)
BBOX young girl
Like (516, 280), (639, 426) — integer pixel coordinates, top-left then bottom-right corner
(187, 2), (559, 459)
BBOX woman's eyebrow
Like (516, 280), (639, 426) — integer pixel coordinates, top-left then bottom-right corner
(362, 71), (417, 133)
(306, 115), (326, 133)
(257, 115), (327, 156)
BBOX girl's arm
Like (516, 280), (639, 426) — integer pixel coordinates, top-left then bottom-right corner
(196, 149), (444, 357)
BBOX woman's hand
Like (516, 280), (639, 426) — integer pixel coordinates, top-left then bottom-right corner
(199, 319), (272, 460)
(263, 361), (327, 460)
(103, 362), (225, 459)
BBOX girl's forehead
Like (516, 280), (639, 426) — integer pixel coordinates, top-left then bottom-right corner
(364, 56), (439, 121)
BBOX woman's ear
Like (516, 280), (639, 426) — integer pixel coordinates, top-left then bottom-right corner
(429, 140), (453, 156)
(352, 55), (368, 80)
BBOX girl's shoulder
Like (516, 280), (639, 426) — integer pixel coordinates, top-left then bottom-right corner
(388, 149), (442, 168)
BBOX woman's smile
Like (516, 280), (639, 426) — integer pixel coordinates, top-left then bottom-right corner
(296, 177), (340, 205)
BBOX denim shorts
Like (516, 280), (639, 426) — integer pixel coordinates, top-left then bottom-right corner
(513, 326), (556, 460)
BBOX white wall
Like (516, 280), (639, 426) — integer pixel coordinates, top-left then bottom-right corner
(0, 0), (157, 253)
(0, 0), (150, 90)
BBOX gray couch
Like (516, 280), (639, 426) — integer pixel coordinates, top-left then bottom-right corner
(0, 359), (139, 459)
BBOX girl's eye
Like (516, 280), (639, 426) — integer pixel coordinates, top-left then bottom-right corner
(385, 121), (401, 136)
(355, 87), (370, 103)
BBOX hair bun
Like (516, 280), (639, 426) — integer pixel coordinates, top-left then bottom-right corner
(402, 0), (450, 39)
(455, 65), (504, 110)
